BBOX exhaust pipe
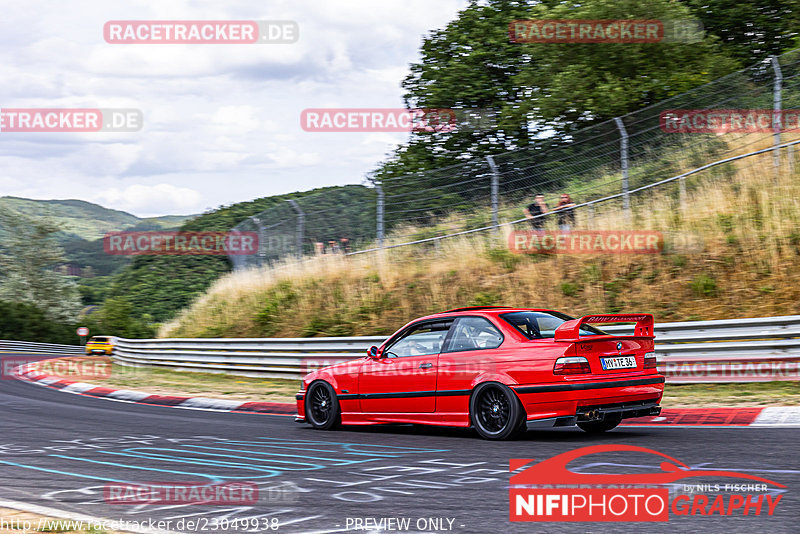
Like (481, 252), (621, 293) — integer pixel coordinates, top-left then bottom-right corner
(582, 409), (603, 421)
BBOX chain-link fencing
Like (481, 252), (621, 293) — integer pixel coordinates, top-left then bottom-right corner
(230, 49), (800, 269)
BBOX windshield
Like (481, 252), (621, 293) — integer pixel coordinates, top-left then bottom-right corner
(499, 311), (606, 339)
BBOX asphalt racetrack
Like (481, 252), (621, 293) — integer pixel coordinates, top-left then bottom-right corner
(1, 353), (798, 533)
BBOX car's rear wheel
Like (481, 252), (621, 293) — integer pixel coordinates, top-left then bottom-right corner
(577, 413), (622, 433)
(470, 383), (524, 440)
(305, 381), (341, 430)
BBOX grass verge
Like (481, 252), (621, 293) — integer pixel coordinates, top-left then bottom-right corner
(64, 357), (297, 403)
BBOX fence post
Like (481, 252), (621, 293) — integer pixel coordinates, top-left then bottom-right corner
(486, 155), (500, 234)
(771, 56), (783, 171)
(376, 184), (384, 248)
(252, 216), (266, 266)
(287, 199), (304, 259)
(613, 117), (630, 218)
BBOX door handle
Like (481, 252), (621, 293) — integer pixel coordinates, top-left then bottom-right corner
(419, 363), (433, 369)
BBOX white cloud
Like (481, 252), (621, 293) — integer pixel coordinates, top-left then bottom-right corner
(93, 183), (202, 216)
(0, 0), (468, 217)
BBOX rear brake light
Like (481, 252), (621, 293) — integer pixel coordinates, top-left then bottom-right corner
(644, 352), (657, 369)
(554, 356), (591, 375)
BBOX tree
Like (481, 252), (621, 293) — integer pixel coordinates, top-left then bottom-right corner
(0, 300), (77, 344)
(370, 0), (739, 219)
(86, 296), (154, 338)
(0, 209), (81, 322)
(681, 0), (800, 66)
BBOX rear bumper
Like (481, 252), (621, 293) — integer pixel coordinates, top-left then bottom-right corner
(576, 398), (661, 421)
(526, 398), (661, 430)
(514, 375), (665, 425)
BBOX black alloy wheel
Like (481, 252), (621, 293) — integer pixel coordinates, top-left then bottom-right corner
(470, 383), (524, 440)
(305, 381), (341, 430)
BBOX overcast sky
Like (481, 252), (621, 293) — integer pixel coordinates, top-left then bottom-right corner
(0, 0), (468, 217)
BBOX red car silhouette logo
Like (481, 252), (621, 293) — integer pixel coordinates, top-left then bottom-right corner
(510, 444), (785, 487)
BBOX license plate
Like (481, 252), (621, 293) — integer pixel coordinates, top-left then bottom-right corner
(601, 356), (636, 370)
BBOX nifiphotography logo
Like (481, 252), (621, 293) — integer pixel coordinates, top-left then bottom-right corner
(509, 444), (785, 522)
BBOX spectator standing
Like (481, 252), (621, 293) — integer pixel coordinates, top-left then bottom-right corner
(524, 194), (548, 230)
(554, 193), (576, 231)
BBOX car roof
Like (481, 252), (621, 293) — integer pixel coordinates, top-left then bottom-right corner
(418, 307), (560, 321)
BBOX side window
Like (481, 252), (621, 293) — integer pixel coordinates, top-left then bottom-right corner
(385, 321), (453, 358)
(445, 317), (503, 352)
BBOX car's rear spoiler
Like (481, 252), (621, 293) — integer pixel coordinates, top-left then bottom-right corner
(554, 314), (654, 342)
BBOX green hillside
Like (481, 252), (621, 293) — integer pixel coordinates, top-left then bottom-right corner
(0, 197), (191, 242)
(104, 184), (376, 323)
(0, 197), (195, 278)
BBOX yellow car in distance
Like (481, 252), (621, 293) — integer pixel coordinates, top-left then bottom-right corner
(85, 336), (114, 355)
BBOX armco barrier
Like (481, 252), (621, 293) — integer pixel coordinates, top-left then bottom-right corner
(0, 340), (83, 355)
(110, 315), (800, 383)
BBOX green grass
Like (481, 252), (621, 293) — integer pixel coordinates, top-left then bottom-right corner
(96, 359), (300, 402)
(662, 382), (800, 407)
(45, 357), (800, 406)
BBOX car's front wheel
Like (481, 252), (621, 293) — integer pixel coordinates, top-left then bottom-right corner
(470, 383), (524, 440)
(305, 381), (341, 430)
(577, 413), (622, 433)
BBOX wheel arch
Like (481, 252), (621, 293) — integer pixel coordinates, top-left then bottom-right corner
(468, 380), (527, 427)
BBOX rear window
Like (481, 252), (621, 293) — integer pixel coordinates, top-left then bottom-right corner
(90, 337), (109, 342)
(499, 311), (606, 339)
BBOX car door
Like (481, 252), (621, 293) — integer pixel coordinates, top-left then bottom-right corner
(359, 319), (453, 413)
(436, 316), (505, 400)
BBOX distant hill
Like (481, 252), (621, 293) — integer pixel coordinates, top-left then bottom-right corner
(106, 184), (376, 322)
(0, 196), (192, 242)
(0, 196), (195, 276)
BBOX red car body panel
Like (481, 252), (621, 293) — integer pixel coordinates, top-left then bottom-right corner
(296, 308), (665, 429)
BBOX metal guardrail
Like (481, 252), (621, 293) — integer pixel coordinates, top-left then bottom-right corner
(0, 340), (83, 354)
(110, 315), (800, 384)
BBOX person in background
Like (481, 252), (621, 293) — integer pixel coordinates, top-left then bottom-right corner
(553, 193), (576, 231)
(524, 193), (548, 230)
(340, 237), (351, 254)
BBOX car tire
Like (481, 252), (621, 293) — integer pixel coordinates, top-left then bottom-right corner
(305, 381), (341, 430)
(577, 413), (622, 433)
(470, 383), (524, 440)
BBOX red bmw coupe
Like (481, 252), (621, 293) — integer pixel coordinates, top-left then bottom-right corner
(296, 307), (664, 440)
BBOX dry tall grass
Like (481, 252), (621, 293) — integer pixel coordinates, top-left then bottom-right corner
(161, 134), (800, 338)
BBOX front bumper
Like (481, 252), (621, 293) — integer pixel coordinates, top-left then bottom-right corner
(526, 398), (661, 430)
(295, 391), (305, 423)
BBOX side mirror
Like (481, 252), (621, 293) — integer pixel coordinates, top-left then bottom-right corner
(367, 346), (381, 359)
